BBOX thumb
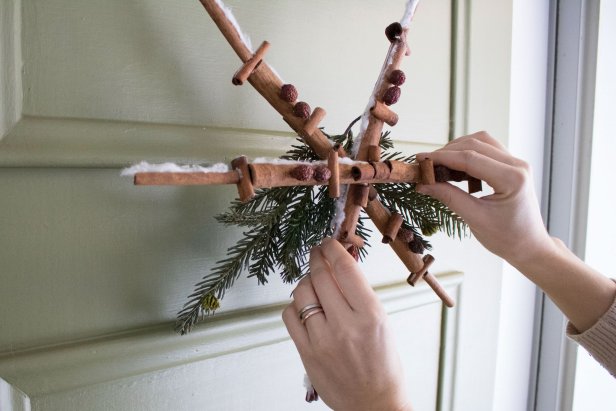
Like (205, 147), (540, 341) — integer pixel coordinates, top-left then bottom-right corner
(416, 182), (481, 225)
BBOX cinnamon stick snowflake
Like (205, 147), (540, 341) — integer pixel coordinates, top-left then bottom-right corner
(123, 0), (479, 334)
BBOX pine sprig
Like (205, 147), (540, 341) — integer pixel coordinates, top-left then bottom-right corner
(375, 184), (467, 240)
(175, 119), (468, 334)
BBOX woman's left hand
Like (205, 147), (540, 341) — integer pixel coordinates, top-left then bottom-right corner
(282, 238), (412, 411)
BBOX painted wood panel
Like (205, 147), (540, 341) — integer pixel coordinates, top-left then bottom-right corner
(0, 0), (523, 409)
(20, 0), (451, 145)
(0, 0), (23, 139)
(0, 279), (461, 410)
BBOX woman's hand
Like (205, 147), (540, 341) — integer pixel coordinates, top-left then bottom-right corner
(416, 131), (553, 270)
(417, 132), (616, 333)
(282, 238), (411, 411)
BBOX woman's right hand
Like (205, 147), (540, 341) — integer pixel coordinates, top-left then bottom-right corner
(415, 131), (554, 270)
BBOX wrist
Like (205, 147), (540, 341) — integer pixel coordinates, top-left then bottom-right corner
(507, 235), (565, 275)
(395, 401), (413, 411)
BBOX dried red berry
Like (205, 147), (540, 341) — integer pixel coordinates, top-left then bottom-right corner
(313, 165), (331, 182)
(290, 164), (314, 181)
(388, 69), (406, 86)
(293, 101), (311, 119)
(280, 84), (298, 103)
(408, 237), (425, 254)
(433, 165), (451, 182)
(385, 22), (403, 43)
(383, 86), (401, 106)
(397, 228), (415, 243)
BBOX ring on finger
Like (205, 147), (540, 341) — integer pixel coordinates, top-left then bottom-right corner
(298, 303), (322, 319)
(301, 308), (325, 325)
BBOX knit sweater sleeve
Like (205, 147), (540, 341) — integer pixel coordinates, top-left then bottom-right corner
(567, 291), (616, 377)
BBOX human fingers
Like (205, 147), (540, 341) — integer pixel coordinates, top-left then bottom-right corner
(282, 303), (311, 355)
(441, 137), (523, 168)
(445, 130), (507, 151)
(416, 182), (483, 228)
(416, 149), (524, 194)
(292, 275), (327, 337)
(319, 238), (380, 312)
(308, 246), (352, 320)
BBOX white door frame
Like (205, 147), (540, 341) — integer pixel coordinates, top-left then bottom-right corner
(530, 0), (600, 409)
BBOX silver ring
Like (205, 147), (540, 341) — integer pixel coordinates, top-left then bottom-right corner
(298, 303), (322, 319)
(301, 308), (325, 325)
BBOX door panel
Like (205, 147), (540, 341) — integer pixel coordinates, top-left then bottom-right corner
(0, 0), (515, 409)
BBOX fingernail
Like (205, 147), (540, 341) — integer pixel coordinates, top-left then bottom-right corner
(416, 152), (429, 161)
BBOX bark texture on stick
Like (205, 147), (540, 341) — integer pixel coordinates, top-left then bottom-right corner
(328, 149), (340, 198)
(231, 156), (255, 202)
(134, 171), (238, 186)
(198, 0), (333, 160)
(232, 41), (270, 85)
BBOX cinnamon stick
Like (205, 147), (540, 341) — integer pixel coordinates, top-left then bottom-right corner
(198, 0), (333, 159)
(133, 162), (423, 187)
(384, 161), (421, 183)
(303, 107), (327, 136)
(353, 185), (370, 207)
(232, 41), (270, 85)
(423, 273), (455, 308)
(351, 163), (376, 181)
(371, 101), (399, 126)
(328, 149), (340, 198)
(382, 212), (404, 243)
(407, 254), (435, 285)
(231, 156), (255, 202)
(198, 0), (455, 307)
(134, 171), (240, 186)
(368, 145), (381, 163)
(365, 200), (454, 307)
(364, 199), (423, 273)
(372, 161), (391, 180)
(419, 158), (436, 185)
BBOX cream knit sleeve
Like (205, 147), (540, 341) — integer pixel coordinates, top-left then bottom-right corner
(567, 291), (616, 377)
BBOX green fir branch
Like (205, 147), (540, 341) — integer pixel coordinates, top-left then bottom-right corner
(176, 121), (468, 335)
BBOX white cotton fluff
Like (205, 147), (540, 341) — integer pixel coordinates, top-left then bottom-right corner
(252, 157), (369, 167)
(268, 64), (285, 84)
(120, 161), (229, 176)
(252, 157), (324, 165)
(332, 185), (349, 236)
(350, 0), (421, 159)
(212, 0), (253, 51)
(400, 0), (421, 28)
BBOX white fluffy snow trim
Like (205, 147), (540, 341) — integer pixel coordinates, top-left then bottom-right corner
(332, 185), (349, 236)
(252, 157), (323, 165)
(251, 157), (367, 166)
(400, 0), (421, 28)
(213, 0), (253, 52)
(121, 161), (229, 176)
(351, 0), (421, 158)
